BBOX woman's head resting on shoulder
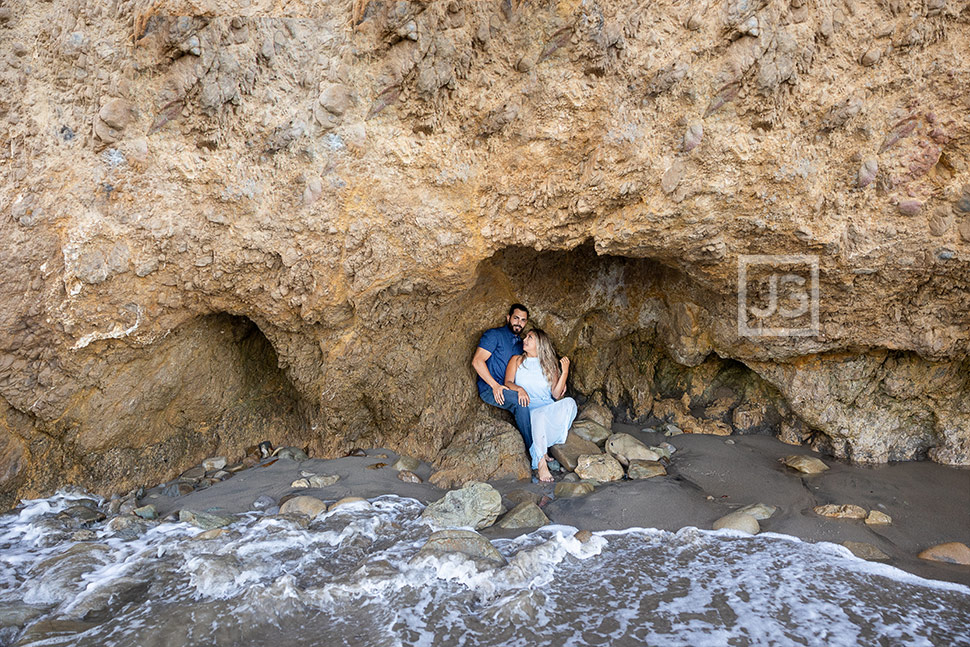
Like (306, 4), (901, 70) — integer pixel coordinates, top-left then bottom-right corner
(524, 328), (560, 388)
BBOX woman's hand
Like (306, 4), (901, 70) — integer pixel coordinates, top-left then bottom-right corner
(517, 387), (530, 407)
(560, 357), (570, 374)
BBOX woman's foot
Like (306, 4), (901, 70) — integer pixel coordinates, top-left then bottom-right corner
(537, 458), (554, 482)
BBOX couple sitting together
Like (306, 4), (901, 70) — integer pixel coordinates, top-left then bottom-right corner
(471, 304), (577, 482)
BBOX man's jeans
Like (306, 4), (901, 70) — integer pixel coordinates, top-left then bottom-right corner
(479, 388), (533, 450)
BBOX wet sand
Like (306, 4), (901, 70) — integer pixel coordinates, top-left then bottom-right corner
(149, 426), (970, 587)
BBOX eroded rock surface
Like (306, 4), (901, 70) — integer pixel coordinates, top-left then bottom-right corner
(0, 0), (968, 506)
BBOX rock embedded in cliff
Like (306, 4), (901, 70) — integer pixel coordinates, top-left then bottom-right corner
(682, 123), (703, 152)
(661, 160), (686, 194)
(319, 83), (351, 116)
(860, 47), (881, 67)
(857, 158), (878, 188)
(897, 199), (922, 216)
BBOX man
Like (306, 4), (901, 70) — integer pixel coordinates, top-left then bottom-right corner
(471, 303), (533, 449)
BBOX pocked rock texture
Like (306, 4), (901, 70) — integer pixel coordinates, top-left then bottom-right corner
(0, 0), (969, 506)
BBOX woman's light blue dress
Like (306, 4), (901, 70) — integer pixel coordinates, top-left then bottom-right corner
(514, 357), (578, 469)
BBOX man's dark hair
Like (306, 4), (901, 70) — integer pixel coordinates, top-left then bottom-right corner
(508, 303), (529, 317)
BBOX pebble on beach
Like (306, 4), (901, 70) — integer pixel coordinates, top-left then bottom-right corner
(626, 460), (667, 479)
(279, 495), (328, 518)
(814, 504), (867, 519)
(782, 455), (829, 474)
(917, 542), (970, 566)
(713, 512), (760, 535)
(865, 510), (892, 525)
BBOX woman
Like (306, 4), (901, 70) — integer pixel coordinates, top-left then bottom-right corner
(504, 328), (577, 482)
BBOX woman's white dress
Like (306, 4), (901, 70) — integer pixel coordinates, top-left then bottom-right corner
(514, 357), (578, 469)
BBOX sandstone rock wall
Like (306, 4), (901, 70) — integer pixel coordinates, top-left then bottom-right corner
(1, 0), (968, 506)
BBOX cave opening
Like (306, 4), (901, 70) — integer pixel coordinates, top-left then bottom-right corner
(473, 243), (796, 440)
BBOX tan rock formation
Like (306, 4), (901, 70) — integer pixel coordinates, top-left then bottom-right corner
(0, 0), (968, 507)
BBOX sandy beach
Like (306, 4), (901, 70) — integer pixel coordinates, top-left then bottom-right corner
(144, 424), (970, 589)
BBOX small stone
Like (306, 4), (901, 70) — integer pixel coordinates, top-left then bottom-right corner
(251, 495), (276, 510)
(561, 472), (579, 482)
(569, 419), (612, 447)
(497, 502), (550, 529)
(258, 440), (274, 457)
(857, 158), (878, 188)
(725, 439), (736, 445)
(782, 454), (829, 474)
(308, 474), (340, 488)
(685, 13), (703, 30)
(865, 510), (892, 525)
(412, 529), (507, 568)
(180, 466), (205, 482)
(178, 510), (234, 529)
(275, 447), (309, 461)
(106, 515), (151, 537)
(549, 433), (601, 472)
(391, 455), (422, 472)
(504, 489), (542, 508)
(202, 456), (227, 471)
(329, 497), (370, 511)
(397, 470), (423, 483)
(959, 220), (970, 242)
(346, 448), (367, 457)
(843, 541), (890, 561)
(814, 504), (868, 519)
(133, 505), (157, 520)
(290, 478), (311, 489)
(929, 211), (954, 236)
(366, 462), (387, 470)
(515, 55), (535, 72)
(98, 97), (134, 131)
(574, 454), (624, 482)
(737, 503), (777, 520)
(574, 529), (594, 543)
(682, 123), (703, 152)
(918, 542), (970, 565)
(897, 199), (921, 216)
(71, 529), (98, 541)
(860, 47), (881, 67)
(192, 528), (227, 540)
(58, 505), (105, 526)
(554, 482), (595, 498)
(663, 424), (684, 436)
(626, 460), (667, 479)
(279, 495), (328, 518)
(713, 512), (760, 534)
(954, 185), (970, 214)
(606, 434), (660, 466)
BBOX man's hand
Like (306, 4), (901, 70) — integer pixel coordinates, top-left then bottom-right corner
(517, 388), (530, 407)
(492, 384), (506, 406)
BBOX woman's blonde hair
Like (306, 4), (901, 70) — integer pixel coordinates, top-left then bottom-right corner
(529, 328), (561, 390)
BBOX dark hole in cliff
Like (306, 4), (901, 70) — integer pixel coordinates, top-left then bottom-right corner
(473, 243), (793, 438)
(72, 313), (312, 493)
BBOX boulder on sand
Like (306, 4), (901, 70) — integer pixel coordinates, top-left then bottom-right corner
(574, 454), (623, 482)
(605, 433), (660, 466)
(422, 482), (503, 530)
(549, 433), (601, 472)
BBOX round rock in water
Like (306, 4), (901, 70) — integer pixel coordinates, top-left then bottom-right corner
(713, 512), (760, 534)
(279, 495), (328, 518)
(412, 529), (507, 568)
(422, 482), (503, 530)
(782, 454), (829, 474)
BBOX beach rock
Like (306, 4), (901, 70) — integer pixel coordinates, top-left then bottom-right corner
(422, 482), (503, 530)
(497, 502), (550, 529)
(397, 470), (422, 483)
(290, 478), (311, 488)
(429, 415), (531, 489)
(133, 504), (157, 520)
(413, 529), (507, 568)
(649, 444), (673, 460)
(106, 515), (151, 538)
(179, 510), (234, 529)
(917, 542), (970, 565)
(574, 454), (623, 482)
(569, 419), (612, 447)
(843, 541), (890, 561)
(626, 460), (667, 479)
(782, 455), (829, 474)
(737, 503), (777, 520)
(605, 434), (660, 466)
(561, 472), (579, 482)
(251, 495), (276, 510)
(504, 489), (542, 509)
(713, 512), (760, 534)
(576, 403), (613, 430)
(554, 482), (595, 498)
(857, 158), (878, 188)
(202, 456), (227, 471)
(662, 424), (684, 437)
(366, 462), (388, 470)
(329, 497), (371, 511)
(192, 528), (228, 540)
(180, 466), (205, 482)
(58, 505), (105, 526)
(549, 433), (602, 472)
(865, 510), (892, 525)
(814, 504), (867, 519)
(275, 447), (310, 461)
(391, 455), (422, 472)
(279, 495), (328, 518)
(573, 529), (594, 543)
(308, 474), (340, 488)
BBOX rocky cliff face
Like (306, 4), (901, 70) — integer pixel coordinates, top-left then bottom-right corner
(1, 0), (968, 507)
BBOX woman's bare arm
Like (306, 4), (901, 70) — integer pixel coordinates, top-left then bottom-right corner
(504, 355), (530, 406)
(552, 357), (570, 399)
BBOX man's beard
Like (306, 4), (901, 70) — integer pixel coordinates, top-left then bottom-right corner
(510, 323), (524, 334)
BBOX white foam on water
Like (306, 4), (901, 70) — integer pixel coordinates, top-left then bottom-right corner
(2, 493), (969, 647)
